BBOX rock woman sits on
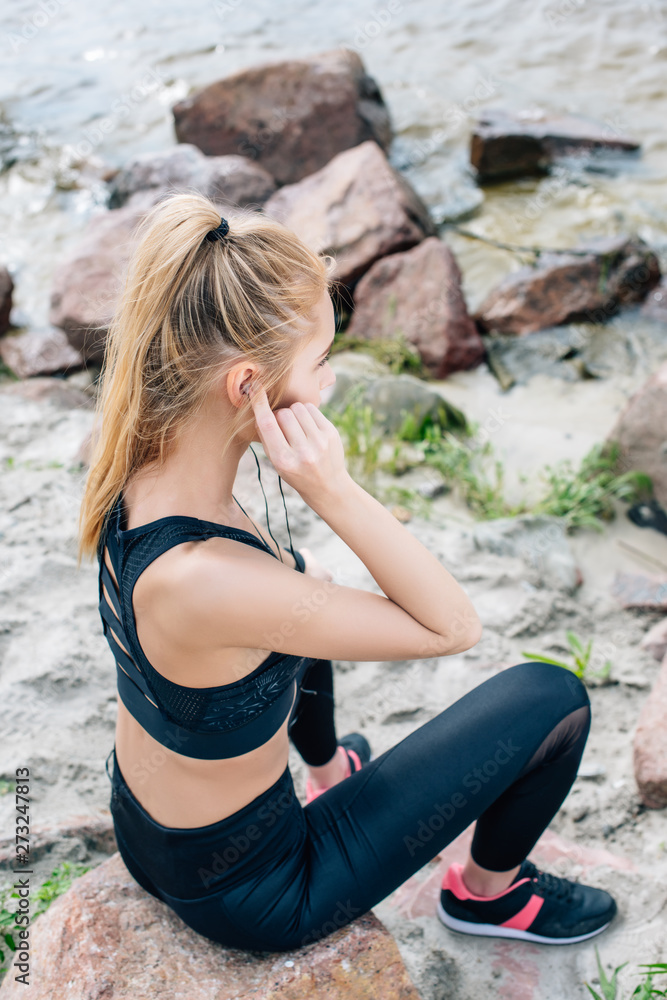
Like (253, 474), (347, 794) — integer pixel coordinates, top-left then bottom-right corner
(78, 191), (617, 952)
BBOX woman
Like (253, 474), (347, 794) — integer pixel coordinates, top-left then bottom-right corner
(78, 191), (617, 953)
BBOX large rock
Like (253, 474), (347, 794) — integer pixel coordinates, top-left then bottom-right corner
(324, 364), (467, 437)
(0, 327), (83, 379)
(263, 141), (435, 286)
(48, 200), (152, 363)
(475, 236), (660, 336)
(346, 238), (485, 378)
(0, 265), (13, 335)
(0, 852), (421, 999)
(634, 653), (667, 809)
(640, 617), (667, 662)
(107, 144), (276, 209)
(471, 108), (640, 182)
(611, 572), (667, 611)
(472, 515), (580, 594)
(172, 48), (392, 186)
(607, 361), (667, 509)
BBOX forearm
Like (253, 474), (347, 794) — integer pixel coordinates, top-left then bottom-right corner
(310, 476), (480, 649)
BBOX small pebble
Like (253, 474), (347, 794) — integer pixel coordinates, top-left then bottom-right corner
(578, 762), (607, 780)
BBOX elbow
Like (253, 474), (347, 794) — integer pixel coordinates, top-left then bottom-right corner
(448, 608), (483, 654)
(461, 615), (483, 651)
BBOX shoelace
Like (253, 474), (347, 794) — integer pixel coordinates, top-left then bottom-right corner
(524, 862), (576, 903)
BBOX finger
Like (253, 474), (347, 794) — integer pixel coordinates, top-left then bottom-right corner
(304, 402), (331, 430)
(274, 406), (310, 446)
(284, 400), (322, 437)
(248, 383), (289, 452)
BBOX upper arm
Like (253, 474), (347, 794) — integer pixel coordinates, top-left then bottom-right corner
(161, 538), (481, 664)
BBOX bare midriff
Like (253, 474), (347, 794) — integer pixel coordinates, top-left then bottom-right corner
(109, 489), (299, 831)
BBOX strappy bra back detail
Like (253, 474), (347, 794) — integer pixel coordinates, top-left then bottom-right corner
(97, 494), (313, 760)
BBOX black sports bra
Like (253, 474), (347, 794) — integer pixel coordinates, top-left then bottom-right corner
(97, 493), (314, 760)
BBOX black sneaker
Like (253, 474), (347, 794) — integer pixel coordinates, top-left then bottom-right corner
(437, 860), (617, 945)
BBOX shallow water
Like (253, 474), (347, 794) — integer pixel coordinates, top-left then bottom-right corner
(1, 0), (666, 493)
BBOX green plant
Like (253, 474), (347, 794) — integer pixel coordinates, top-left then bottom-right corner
(532, 442), (652, 531)
(396, 421), (525, 521)
(329, 331), (427, 376)
(522, 630), (612, 685)
(0, 862), (91, 976)
(584, 948), (667, 999)
(322, 394), (384, 484)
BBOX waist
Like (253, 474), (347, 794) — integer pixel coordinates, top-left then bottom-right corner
(110, 745), (305, 899)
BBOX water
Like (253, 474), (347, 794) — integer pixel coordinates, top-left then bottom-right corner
(1, 0), (666, 332)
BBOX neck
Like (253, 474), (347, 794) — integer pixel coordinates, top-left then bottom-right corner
(125, 404), (255, 526)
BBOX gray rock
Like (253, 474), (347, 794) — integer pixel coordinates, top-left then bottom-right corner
(472, 515), (580, 594)
(107, 144), (276, 209)
(0, 327), (84, 379)
(324, 368), (467, 437)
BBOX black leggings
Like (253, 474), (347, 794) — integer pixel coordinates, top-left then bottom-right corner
(109, 661), (590, 953)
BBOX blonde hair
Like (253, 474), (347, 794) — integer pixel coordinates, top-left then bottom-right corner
(78, 191), (331, 563)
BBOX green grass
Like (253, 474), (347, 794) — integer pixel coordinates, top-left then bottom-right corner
(585, 948), (667, 999)
(324, 395), (652, 531)
(0, 862), (91, 977)
(531, 442), (653, 531)
(522, 630), (613, 686)
(329, 331), (428, 376)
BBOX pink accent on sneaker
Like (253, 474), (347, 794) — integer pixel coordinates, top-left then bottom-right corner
(501, 894), (544, 930)
(442, 863), (531, 902)
(305, 746), (351, 804)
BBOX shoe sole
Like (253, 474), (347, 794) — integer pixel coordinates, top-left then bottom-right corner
(436, 899), (613, 945)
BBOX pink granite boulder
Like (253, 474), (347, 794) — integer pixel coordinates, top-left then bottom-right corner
(263, 140), (435, 286)
(107, 144), (276, 209)
(607, 360), (667, 509)
(640, 617), (667, 662)
(475, 236), (660, 336)
(634, 653), (667, 809)
(0, 327), (83, 378)
(172, 48), (393, 186)
(346, 237), (485, 378)
(0, 852), (421, 999)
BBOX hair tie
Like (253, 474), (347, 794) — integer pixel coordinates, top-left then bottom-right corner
(204, 217), (230, 243)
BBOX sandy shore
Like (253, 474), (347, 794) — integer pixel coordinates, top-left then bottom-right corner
(1, 361), (667, 999)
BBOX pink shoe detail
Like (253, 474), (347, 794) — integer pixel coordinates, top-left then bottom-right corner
(442, 862), (531, 901)
(501, 894), (544, 930)
(305, 746), (351, 804)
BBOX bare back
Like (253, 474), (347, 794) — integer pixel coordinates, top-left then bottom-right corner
(110, 478), (301, 829)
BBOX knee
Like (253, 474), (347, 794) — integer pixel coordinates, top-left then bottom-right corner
(506, 661), (590, 710)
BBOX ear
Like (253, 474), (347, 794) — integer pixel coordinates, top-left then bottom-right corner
(226, 365), (255, 409)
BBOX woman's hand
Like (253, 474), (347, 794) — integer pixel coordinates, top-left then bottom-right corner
(247, 381), (350, 507)
(298, 547), (334, 582)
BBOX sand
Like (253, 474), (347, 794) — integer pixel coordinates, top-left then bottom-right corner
(1, 359), (667, 1000)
